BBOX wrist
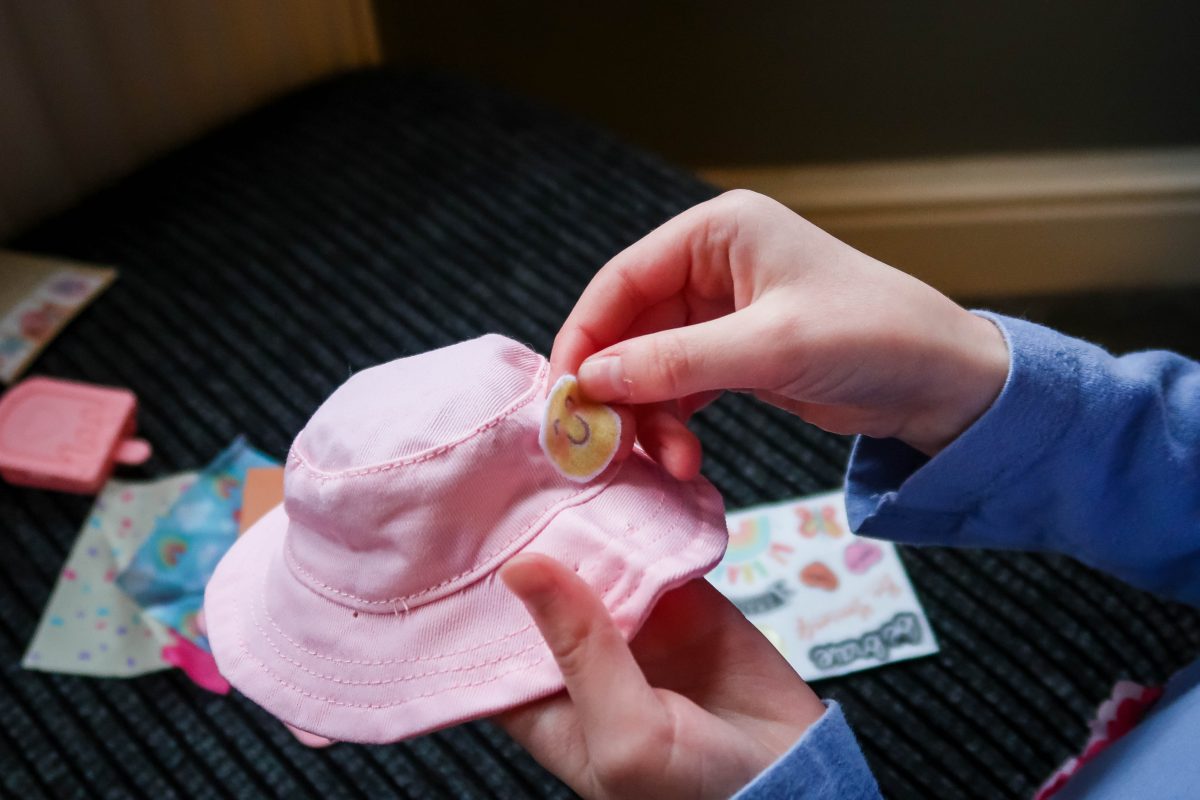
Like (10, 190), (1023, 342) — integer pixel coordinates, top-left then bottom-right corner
(899, 310), (1010, 456)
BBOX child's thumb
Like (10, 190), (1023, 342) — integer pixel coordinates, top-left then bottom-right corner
(500, 554), (661, 742)
(576, 310), (766, 405)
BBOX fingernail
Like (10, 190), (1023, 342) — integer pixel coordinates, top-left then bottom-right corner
(578, 356), (628, 401)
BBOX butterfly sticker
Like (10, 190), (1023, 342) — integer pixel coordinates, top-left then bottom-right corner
(796, 504), (844, 538)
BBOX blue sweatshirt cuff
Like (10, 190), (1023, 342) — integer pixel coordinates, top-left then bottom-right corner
(732, 700), (881, 799)
(845, 311), (1200, 604)
(846, 312), (1080, 549)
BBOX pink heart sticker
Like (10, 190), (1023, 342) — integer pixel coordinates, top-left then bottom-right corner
(844, 541), (883, 574)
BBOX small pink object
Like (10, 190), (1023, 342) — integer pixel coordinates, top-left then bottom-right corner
(0, 376), (151, 493)
(843, 541), (884, 574)
(161, 630), (230, 695)
(1035, 681), (1163, 799)
(205, 335), (729, 744)
(285, 724), (336, 748)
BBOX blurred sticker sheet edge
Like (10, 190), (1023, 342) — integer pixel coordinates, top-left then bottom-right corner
(0, 250), (117, 383)
(707, 490), (938, 681)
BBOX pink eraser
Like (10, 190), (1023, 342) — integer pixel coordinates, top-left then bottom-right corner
(0, 376), (152, 494)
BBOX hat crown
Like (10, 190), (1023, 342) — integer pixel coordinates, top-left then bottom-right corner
(282, 335), (592, 612)
(297, 335), (544, 472)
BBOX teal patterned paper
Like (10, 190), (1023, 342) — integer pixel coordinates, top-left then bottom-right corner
(117, 437), (277, 650)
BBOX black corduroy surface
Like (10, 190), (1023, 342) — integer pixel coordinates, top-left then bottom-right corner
(3, 69), (1200, 799)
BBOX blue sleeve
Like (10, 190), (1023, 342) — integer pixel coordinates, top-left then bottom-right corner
(846, 312), (1200, 606)
(732, 701), (882, 799)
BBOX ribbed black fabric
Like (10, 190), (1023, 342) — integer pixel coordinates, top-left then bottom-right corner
(4, 69), (1199, 799)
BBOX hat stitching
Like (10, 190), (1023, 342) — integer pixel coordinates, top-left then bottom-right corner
(259, 465), (676, 665)
(578, 493), (686, 613)
(228, 524), (722, 711)
(247, 459), (707, 674)
(283, 473), (612, 606)
(288, 360), (550, 482)
(250, 587), (546, 684)
(261, 613), (537, 664)
(258, 480), (677, 671)
(257, 587), (536, 665)
(232, 633), (549, 709)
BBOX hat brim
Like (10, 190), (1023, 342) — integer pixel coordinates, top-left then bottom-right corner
(204, 452), (727, 743)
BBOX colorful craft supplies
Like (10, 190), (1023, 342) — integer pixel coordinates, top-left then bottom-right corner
(22, 473), (196, 677)
(117, 437), (277, 650)
(0, 251), (116, 384)
(0, 376), (152, 493)
(708, 491), (939, 681)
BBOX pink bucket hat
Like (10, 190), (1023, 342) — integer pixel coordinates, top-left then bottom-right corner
(204, 334), (728, 743)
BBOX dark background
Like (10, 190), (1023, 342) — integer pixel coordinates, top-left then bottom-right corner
(373, 1), (1200, 166)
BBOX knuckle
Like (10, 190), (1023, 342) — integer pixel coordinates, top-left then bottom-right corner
(595, 720), (674, 791)
(612, 265), (648, 309)
(714, 188), (791, 229)
(697, 190), (774, 271)
(647, 335), (692, 398)
(716, 188), (777, 218)
(717, 187), (761, 209)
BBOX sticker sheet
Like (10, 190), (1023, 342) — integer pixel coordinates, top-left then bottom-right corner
(116, 437), (277, 649)
(0, 251), (116, 383)
(707, 490), (938, 681)
(22, 473), (197, 677)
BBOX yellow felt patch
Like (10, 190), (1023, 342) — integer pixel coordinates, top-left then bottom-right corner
(540, 375), (621, 482)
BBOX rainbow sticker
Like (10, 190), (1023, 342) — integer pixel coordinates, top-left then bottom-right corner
(720, 517), (795, 585)
(540, 375), (621, 482)
(158, 536), (188, 568)
(213, 474), (239, 500)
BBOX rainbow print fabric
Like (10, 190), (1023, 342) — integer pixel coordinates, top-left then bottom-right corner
(117, 437), (277, 650)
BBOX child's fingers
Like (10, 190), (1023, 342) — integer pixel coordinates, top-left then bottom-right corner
(549, 197), (738, 381)
(634, 404), (703, 481)
(500, 553), (663, 755)
(613, 405), (637, 464)
(285, 724), (336, 748)
(576, 309), (771, 405)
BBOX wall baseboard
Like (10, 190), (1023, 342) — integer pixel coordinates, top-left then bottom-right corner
(700, 149), (1200, 297)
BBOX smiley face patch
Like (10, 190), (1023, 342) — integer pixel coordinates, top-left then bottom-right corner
(540, 374), (621, 482)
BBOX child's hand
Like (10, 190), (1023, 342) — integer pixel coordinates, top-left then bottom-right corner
(552, 190), (1009, 478)
(496, 553), (825, 800)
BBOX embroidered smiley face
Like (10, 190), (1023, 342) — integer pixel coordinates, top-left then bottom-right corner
(540, 375), (621, 482)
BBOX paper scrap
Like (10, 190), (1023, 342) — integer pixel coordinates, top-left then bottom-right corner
(707, 490), (938, 681)
(239, 466), (284, 534)
(117, 437), (277, 650)
(22, 472), (197, 677)
(0, 250), (116, 383)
